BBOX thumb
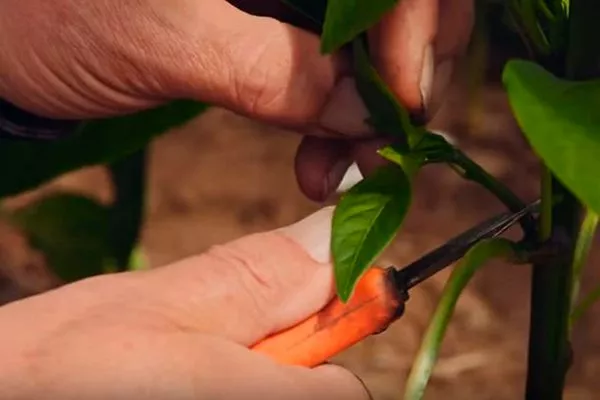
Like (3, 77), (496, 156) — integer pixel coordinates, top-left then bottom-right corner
(158, 0), (372, 136)
(144, 206), (340, 346)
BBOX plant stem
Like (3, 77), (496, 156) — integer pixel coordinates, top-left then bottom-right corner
(563, 0), (600, 333)
(449, 149), (536, 237)
(526, 180), (578, 399)
(539, 167), (553, 240)
(571, 285), (600, 325)
(404, 238), (516, 400)
(525, 0), (599, 397)
(571, 209), (599, 281)
(569, 208), (599, 328)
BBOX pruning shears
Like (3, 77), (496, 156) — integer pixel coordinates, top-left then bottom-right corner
(251, 200), (540, 367)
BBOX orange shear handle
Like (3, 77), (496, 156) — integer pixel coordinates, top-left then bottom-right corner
(251, 267), (405, 367)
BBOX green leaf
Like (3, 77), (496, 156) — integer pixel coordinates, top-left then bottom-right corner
(283, 3), (416, 151)
(404, 238), (516, 400)
(377, 145), (411, 168)
(9, 193), (113, 283)
(0, 100), (208, 198)
(502, 60), (600, 215)
(332, 164), (411, 301)
(353, 39), (414, 151)
(321, 0), (398, 53)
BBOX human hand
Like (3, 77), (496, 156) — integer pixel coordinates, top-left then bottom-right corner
(0, 0), (368, 130)
(293, 0), (474, 200)
(0, 0), (473, 200)
(0, 207), (370, 400)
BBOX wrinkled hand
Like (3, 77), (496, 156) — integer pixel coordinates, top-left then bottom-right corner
(0, 207), (369, 400)
(0, 0), (473, 199)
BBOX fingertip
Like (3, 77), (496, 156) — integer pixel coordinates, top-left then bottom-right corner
(367, 0), (438, 116)
(277, 205), (335, 264)
(295, 137), (353, 202)
(368, 0), (473, 121)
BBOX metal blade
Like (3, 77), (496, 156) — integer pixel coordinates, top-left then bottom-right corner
(393, 200), (540, 290)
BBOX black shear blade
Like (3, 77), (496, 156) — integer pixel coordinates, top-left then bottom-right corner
(395, 200), (540, 290)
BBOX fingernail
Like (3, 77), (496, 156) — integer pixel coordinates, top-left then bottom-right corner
(419, 45), (435, 113)
(277, 206), (335, 264)
(419, 45), (455, 120)
(319, 77), (375, 136)
(325, 158), (353, 199)
(336, 162), (364, 193)
(427, 59), (454, 118)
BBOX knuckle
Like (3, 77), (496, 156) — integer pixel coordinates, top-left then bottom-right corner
(232, 40), (288, 117)
(228, 26), (326, 124)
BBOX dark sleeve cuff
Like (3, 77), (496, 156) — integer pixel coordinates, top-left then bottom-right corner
(0, 98), (81, 141)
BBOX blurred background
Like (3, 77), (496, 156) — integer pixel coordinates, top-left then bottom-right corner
(1, 43), (600, 400)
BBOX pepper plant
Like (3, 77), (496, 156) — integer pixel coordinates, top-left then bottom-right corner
(1, 0), (600, 399)
(313, 0), (600, 398)
(1, 101), (208, 277)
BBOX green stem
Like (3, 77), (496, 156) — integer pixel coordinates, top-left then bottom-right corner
(539, 166), (553, 240)
(506, 3), (536, 59)
(571, 208), (598, 284)
(449, 149), (535, 237)
(509, 0), (551, 55)
(571, 285), (600, 324)
(404, 238), (517, 400)
(569, 208), (599, 328)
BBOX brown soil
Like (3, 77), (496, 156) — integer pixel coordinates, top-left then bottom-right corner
(2, 69), (600, 399)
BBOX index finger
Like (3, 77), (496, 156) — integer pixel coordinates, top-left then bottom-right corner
(368, 0), (474, 120)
